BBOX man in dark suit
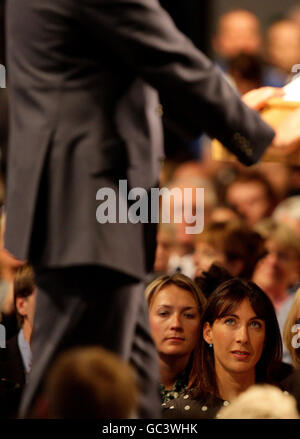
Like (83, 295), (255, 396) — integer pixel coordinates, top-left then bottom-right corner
(4, 0), (300, 418)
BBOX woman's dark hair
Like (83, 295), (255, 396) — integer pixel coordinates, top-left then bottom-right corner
(189, 266), (282, 399)
(194, 263), (232, 299)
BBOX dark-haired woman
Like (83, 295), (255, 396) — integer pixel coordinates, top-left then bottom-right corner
(163, 269), (284, 418)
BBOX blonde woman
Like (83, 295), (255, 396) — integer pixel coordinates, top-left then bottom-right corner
(283, 288), (300, 369)
(145, 274), (206, 404)
(281, 288), (300, 410)
(253, 218), (300, 363)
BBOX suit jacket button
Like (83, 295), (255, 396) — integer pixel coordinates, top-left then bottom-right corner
(156, 104), (163, 116)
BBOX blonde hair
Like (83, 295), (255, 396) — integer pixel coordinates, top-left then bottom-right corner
(283, 288), (300, 368)
(145, 273), (206, 312)
(217, 384), (299, 419)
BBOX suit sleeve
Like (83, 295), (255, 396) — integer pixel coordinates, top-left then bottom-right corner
(79, 0), (275, 166)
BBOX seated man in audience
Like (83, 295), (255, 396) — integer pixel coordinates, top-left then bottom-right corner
(265, 19), (300, 84)
(164, 166), (218, 277)
(193, 220), (265, 282)
(212, 9), (262, 68)
(212, 9), (286, 87)
(225, 171), (278, 226)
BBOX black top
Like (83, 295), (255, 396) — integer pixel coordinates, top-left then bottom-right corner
(0, 335), (26, 418)
(280, 370), (300, 413)
(162, 390), (229, 419)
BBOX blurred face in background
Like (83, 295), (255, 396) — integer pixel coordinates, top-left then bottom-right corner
(154, 227), (174, 273)
(149, 284), (201, 360)
(266, 20), (300, 73)
(194, 241), (225, 277)
(214, 10), (262, 59)
(256, 163), (291, 200)
(226, 181), (272, 226)
(252, 239), (300, 292)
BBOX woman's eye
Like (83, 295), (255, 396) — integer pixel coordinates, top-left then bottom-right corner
(183, 313), (196, 319)
(250, 320), (262, 329)
(224, 318), (235, 325)
(158, 311), (169, 317)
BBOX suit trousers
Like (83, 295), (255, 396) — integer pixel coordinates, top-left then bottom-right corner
(18, 266), (161, 418)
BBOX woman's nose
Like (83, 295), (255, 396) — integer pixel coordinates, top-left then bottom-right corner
(169, 313), (182, 329)
(235, 325), (249, 343)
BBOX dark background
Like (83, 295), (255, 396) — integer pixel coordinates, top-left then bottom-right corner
(160, 0), (300, 56)
(0, 1), (4, 65)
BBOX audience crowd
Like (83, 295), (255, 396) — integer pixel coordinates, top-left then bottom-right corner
(0, 1), (300, 420)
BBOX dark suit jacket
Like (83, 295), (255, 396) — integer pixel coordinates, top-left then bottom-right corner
(0, 335), (25, 418)
(5, 0), (274, 280)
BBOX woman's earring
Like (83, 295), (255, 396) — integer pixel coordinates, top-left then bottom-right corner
(209, 344), (213, 348)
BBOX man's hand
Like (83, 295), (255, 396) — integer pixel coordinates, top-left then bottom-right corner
(243, 87), (300, 157)
(270, 106), (300, 155)
(242, 87), (284, 110)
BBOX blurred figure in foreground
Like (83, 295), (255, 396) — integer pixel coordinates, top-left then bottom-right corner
(217, 384), (299, 419)
(39, 346), (137, 419)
